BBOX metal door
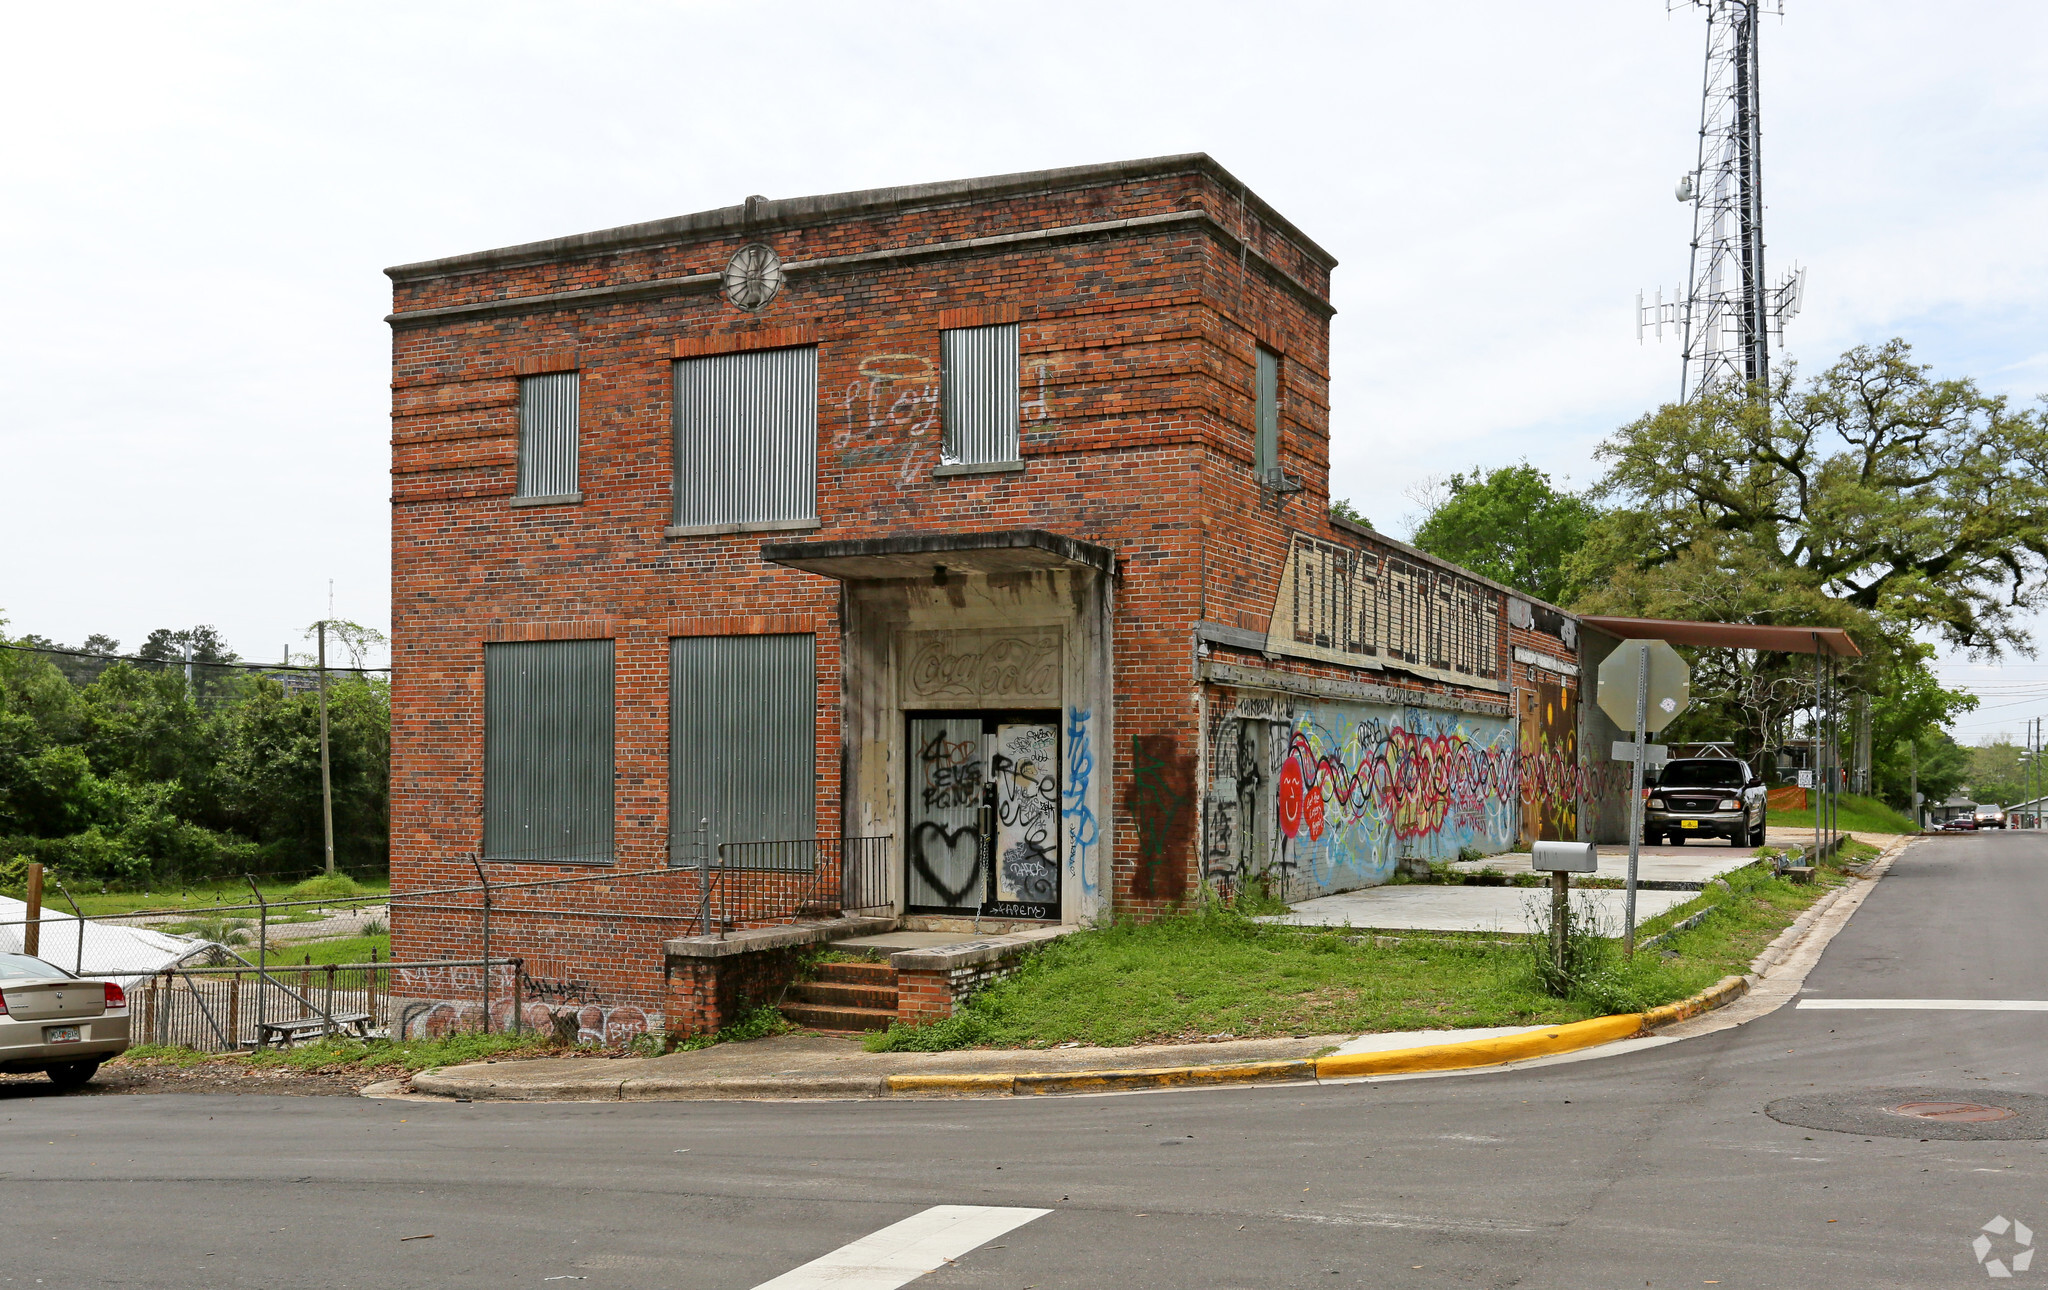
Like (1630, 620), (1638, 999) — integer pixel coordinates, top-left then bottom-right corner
(904, 712), (1061, 919)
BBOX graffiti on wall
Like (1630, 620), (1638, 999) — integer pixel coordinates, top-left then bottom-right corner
(1062, 706), (1099, 897)
(902, 629), (1060, 706)
(1519, 680), (1580, 845)
(389, 964), (656, 1045)
(991, 722), (1059, 907)
(1128, 735), (1194, 901)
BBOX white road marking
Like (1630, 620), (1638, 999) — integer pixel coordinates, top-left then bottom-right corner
(1796, 998), (2048, 1011)
(751, 1205), (1050, 1290)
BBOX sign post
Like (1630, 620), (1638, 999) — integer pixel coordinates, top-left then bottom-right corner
(1598, 640), (1691, 958)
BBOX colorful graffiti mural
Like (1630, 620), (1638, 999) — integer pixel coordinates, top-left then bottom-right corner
(1274, 706), (1518, 888)
(1519, 680), (1579, 845)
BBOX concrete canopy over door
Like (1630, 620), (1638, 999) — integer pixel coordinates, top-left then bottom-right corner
(761, 530), (1115, 925)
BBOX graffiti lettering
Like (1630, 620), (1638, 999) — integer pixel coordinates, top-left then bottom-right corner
(1060, 706), (1098, 895)
(992, 723), (1059, 907)
(917, 727), (983, 811)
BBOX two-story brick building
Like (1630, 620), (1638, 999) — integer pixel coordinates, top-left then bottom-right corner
(383, 154), (1590, 1035)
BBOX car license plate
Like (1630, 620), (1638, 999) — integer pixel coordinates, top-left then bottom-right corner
(44, 1025), (82, 1044)
(1680, 819), (1700, 829)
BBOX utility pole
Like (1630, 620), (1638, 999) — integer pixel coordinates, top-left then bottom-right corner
(318, 621), (335, 876)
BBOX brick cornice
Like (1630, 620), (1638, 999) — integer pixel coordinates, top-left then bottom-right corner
(386, 210), (1333, 327)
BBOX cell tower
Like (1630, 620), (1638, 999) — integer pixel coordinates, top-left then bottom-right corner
(1637, 0), (1805, 401)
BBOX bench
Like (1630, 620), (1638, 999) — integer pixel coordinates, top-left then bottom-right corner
(255, 1012), (373, 1048)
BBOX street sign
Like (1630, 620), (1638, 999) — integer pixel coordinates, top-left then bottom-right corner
(1597, 639), (1691, 733)
(1797, 769), (1813, 789)
(1612, 741), (1671, 765)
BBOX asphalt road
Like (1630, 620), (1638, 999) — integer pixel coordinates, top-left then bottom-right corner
(5, 833), (2044, 1289)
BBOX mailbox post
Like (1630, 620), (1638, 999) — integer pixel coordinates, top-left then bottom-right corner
(1532, 841), (1598, 972)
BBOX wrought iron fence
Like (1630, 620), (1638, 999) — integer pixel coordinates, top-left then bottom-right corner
(700, 836), (893, 937)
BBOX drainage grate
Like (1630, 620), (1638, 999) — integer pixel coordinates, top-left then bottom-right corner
(1768, 1088), (2048, 1140)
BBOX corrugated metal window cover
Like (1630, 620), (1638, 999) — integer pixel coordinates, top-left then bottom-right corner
(1255, 347), (1280, 476)
(670, 634), (817, 861)
(484, 639), (614, 863)
(517, 373), (579, 497)
(673, 347), (817, 526)
(941, 323), (1020, 465)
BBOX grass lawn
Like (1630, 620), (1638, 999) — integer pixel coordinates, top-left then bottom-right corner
(868, 839), (1878, 1052)
(1767, 792), (1916, 835)
(253, 932), (394, 966)
(51, 873), (390, 920)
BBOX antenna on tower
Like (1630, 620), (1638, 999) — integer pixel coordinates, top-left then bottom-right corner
(1636, 0), (1804, 402)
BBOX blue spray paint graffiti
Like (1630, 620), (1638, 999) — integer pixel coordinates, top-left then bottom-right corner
(1061, 705), (1098, 896)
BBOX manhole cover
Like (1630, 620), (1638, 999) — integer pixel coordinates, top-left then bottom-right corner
(1890, 1101), (2017, 1123)
(1767, 1088), (2048, 1140)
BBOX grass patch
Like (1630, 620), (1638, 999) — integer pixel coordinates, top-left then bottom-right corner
(56, 876), (390, 920)
(867, 849), (1869, 1053)
(253, 932), (394, 966)
(1767, 792), (1916, 835)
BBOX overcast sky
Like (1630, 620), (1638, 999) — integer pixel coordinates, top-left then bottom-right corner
(4, 2), (2044, 732)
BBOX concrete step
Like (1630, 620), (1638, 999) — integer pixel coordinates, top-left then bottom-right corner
(816, 960), (896, 986)
(788, 980), (898, 1011)
(780, 1001), (897, 1032)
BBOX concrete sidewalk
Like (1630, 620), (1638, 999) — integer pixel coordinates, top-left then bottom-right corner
(406, 1031), (1355, 1101)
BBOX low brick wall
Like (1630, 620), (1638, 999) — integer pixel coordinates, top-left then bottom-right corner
(663, 916), (894, 1037)
(890, 927), (1075, 1023)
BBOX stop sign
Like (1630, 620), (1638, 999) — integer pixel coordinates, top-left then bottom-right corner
(1597, 639), (1691, 733)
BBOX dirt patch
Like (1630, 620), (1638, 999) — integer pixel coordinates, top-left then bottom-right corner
(0, 1060), (399, 1099)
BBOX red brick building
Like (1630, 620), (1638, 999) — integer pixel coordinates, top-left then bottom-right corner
(384, 155), (1589, 1034)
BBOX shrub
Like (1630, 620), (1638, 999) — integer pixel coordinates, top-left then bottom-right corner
(286, 873), (368, 902)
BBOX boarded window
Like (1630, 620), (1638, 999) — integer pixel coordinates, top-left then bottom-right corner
(484, 639), (615, 863)
(517, 372), (579, 498)
(670, 634), (816, 859)
(672, 347), (816, 527)
(1255, 346), (1280, 478)
(941, 323), (1020, 465)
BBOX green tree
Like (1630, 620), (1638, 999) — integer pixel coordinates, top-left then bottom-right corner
(1411, 462), (1597, 604)
(1329, 497), (1372, 529)
(217, 675), (390, 871)
(1589, 339), (2048, 656)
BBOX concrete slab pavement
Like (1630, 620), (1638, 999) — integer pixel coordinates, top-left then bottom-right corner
(1259, 883), (1693, 933)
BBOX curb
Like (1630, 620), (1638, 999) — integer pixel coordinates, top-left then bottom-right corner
(409, 854), (1906, 1104)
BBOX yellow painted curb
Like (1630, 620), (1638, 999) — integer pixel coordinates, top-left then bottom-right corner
(1014, 1060), (1316, 1096)
(886, 1073), (1017, 1095)
(881, 976), (1756, 1098)
(1640, 974), (1748, 1030)
(1313, 1012), (1645, 1079)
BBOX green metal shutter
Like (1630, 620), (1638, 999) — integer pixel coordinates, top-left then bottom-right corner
(484, 639), (615, 863)
(670, 634), (816, 859)
(1255, 346), (1280, 478)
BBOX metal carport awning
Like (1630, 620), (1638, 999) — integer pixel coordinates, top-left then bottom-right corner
(1576, 615), (1861, 658)
(760, 528), (1116, 581)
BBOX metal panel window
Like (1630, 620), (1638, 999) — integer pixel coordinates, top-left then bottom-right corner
(517, 373), (580, 498)
(941, 323), (1020, 465)
(1255, 346), (1280, 478)
(484, 640), (615, 864)
(670, 634), (816, 858)
(672, 347), (816, 527)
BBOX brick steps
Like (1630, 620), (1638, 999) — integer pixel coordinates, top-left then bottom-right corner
(782, 960), (897, 1032)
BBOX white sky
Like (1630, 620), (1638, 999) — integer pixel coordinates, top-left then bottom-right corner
(3, 1), (2045, 732)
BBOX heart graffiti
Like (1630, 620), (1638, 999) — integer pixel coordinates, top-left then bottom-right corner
(909, 821), (984, 907)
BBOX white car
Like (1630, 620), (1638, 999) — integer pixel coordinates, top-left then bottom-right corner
(0, 952), (130, 1090)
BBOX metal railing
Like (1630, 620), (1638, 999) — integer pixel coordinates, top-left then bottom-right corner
(119, 958), (524, 1052)
(697, 835), (894, 937)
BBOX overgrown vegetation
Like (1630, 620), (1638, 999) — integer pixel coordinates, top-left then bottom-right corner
(0, 619), (388, 887)
(118, 1030), (562, 1075)
(1766, 792), (1917, 835)
(866, 848), (1868, 1053)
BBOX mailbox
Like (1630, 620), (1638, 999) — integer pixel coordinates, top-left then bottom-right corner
(1531, 841), (1598, 873)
